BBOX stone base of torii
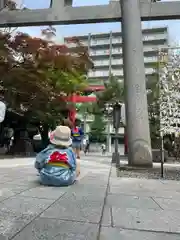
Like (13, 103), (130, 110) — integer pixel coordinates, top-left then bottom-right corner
(0, 0), (180, 167)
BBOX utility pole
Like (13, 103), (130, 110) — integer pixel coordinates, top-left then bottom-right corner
(106, 31), (113, 153)
(0, 0), (5, 10)
(105, 104), (113, 153)
(121, 0), (152, 167)
(107, 117), (111, 153)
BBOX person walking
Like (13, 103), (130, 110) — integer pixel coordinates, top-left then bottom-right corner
(71, 119), (84, 159)
(4, 126), (14, 153)
(82, 138), (87, 152)
(101, 143), (106, 155)
(84, 138), (90, 155)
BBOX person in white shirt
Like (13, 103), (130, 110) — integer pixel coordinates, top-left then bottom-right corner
(101, 143), (106, 155)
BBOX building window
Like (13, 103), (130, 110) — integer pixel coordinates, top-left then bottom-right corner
(112, 48), (122, 54)
(92, 39), (97, 44)
(112, 37), (121, 43)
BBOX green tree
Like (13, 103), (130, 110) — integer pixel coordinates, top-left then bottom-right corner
(146, 74), (160, 148)
(76, 101), (100, 116)
(96, 75), (124, 108)
(90, 114), (106, 142)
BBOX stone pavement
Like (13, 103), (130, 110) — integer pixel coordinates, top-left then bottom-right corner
(0, 156), (179, 239)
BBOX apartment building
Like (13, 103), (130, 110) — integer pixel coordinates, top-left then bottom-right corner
(65, 27), (168, 85)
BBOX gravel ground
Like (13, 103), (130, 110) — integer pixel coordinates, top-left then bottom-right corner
(116, 165), (180, 181)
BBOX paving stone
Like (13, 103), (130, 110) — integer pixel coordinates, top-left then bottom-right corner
(114, 190), (180, 199)
(109, 182), (180, 199)
(70, 180), (107, 191)
(0, 184), (30, 202)
(3, 169), (35, 178)
(80, 175), (108, 188)
(67, 183), (107, 198)
(0, 175), (21, 184)
(19, 186), (66, 200)
(41, 198), (103, 223)
(0, 196), (54, 216)
(110, 177), (180, 193)
(109, 178), (166, 195)
(153, 197), (180, 210)
(100, 227), (180, 240)
(106, 194), (160, 209)
(6, 176), (40, 187)
(63, 191), (105, 202)
(65, 183), (107, 202)
(0, 208), (37, 239)
(12, 217), (99, 240)
(101, 206), (112, 227)
(103, 207), (180, 233)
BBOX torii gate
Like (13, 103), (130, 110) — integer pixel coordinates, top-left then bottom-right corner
(0, 0), (179, 167)
(65, 85), (104, 123)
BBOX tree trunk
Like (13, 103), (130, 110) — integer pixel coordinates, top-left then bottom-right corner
(39, 123), (49, 150)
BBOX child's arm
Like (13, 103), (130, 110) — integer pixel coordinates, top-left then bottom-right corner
(34, 149), (47, 171)
(69, 149), (77, 171)
(69, 149), (80, 176)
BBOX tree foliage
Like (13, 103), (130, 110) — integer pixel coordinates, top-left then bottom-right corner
(157, 48), (180, 158)
(158, 49), (180, 135)
(96, 75), (124, 109)
(146, 74), (160, 147)
(76, 101), (100, 116)
(90, 114), (106, 142)
(0, 27), (93, 124)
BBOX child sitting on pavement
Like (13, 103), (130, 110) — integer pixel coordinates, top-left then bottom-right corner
(34, 125), (80, 186)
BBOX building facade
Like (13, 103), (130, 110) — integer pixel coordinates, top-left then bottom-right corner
(64, 27), (169, 139)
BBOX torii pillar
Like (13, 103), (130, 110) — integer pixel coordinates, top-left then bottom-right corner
(121, 0), (152, 167)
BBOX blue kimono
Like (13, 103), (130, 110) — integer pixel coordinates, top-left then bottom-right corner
(35, 144), (77, 186)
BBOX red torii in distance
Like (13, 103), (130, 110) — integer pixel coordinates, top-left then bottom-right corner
(66, 85), (105, 124)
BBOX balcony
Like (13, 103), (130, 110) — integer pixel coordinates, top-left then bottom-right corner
(91, 39), (110, 46)
(94, 60), (109, 66)
(90, 48), (122, 56)
(90, 45), (167, 57)
(90, 34), (166, 47)
(111, 59), (123, 65)
(93, 57), (157, 67)
(143, 45), (167, 52)
(146, 68), (156, 74)
(144, 56), (157, 63)
(112, 38), (122, 44)
(142, 33), (167, 41)
(88, 67), (156, 78)
(88, 71), (109, 78)
(90, 49), (110, 56)
(112, 48), (123, 55)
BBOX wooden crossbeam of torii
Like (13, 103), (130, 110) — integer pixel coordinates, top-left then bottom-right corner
(0, 0), (180, 27)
